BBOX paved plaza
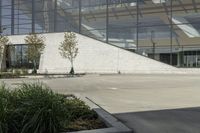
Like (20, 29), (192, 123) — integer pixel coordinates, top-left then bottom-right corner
(1, 74), (200, 133)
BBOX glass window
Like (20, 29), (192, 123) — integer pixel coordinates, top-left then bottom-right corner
(55, 0), (79, 32)
(81, 0), (107, 41)
(108, 0), (137, 48)
(6, 44), (39, 69)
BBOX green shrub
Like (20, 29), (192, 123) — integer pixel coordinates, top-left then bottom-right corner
(0, 83), (104, 133)
(13, 69), (21, 76)
(0, 84), (10, 133)
(0, 84), (19, 133)
(21, 69), (28, 75)
(14, 83), (71, 133)
(65, 98), (98, 121)
(0, 73), (19, 79)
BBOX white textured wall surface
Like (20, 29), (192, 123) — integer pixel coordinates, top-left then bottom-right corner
(8, 32), (180, 74)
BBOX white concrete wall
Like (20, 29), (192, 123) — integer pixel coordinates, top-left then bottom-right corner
(8, 32), (180, 74)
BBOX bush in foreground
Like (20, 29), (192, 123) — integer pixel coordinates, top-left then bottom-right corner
(0, 84), (18, 133)
(0, 83), (105, 133)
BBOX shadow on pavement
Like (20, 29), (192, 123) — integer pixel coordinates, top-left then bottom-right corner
(114, 107), (200, 133)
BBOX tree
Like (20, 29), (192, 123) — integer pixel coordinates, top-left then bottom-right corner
(0, 35), (10, 71)
(25, 33), (45, 74)
(59, 32), (78, 75)
(0, 35), (9, 57)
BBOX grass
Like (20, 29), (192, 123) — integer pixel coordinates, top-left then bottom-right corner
(0, 83), (105, 133)
(0, 73), (21, 79)
(0, 84), (19, 133)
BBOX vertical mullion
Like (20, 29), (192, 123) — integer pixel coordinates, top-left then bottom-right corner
(136, 0), (139, 51)
(170, 0), (173, 65)
(32, 0), (35, 33)
(182, 46), (184, 67)
(17, 0), (19, 34)
(11, 0), (14, 35)
(21, 45), (23, 68)
(106, 0), (108, 43)
(0, 0), (2, 32)
(79, 0), (82, 33)
(54, 0), (57, 32)
(196, 50), (197, 68)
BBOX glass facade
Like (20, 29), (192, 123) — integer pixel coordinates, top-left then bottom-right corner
(5, 44), (39, 69)
(1, 0), (200, 68)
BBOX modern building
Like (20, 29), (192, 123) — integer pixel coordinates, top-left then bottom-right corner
(0, 0), (200, 73)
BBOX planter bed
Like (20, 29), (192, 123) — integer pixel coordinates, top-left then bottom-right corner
(68, 97), (132, 133)
(0, 72), (86, 79)
(0, 83), (106, 133)
(22, 73), (86, 79)
(0, 72), (22, 79)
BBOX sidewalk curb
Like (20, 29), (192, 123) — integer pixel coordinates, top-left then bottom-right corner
(68, 96), (133, 133)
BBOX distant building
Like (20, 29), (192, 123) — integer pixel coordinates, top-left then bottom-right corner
(0, 0), (199, 73)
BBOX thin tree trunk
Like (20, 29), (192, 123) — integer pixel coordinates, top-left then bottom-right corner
(71, 59), (73, 69)
(70, 58), (74, 75)
(33, 59), (37, 74)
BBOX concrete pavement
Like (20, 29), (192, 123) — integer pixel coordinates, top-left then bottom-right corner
(1, 74), (200, 133)
(115, 107), (200, 133)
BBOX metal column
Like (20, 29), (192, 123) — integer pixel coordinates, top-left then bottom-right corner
(136, 0), (139, 51)
(11, 0), (14, 35)
(79, 0), (82, 33)
(32, 0), (35, 33)
(54, 0), (57, 32)
(106, 0), (109, 43)
(170, 0), (173, 65)
(0, 0), (2, 30)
